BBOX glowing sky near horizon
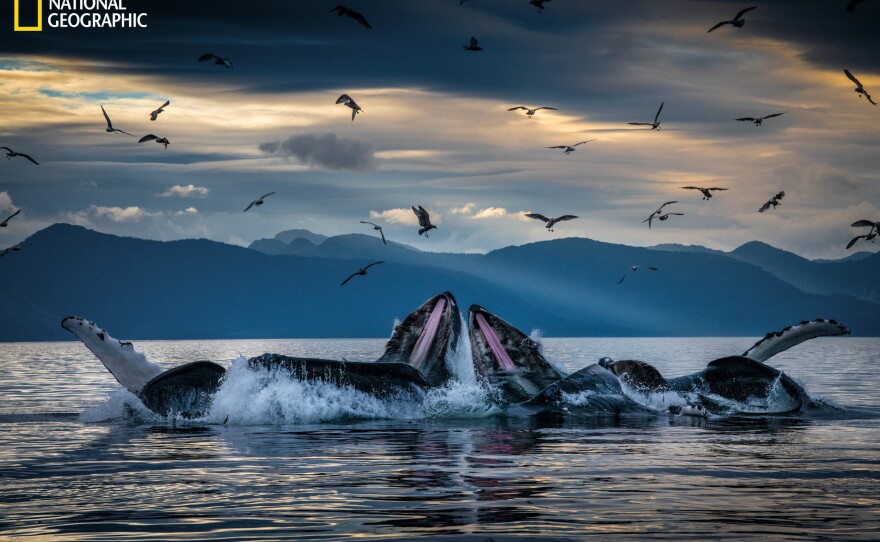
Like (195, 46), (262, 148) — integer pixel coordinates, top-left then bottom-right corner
(0, 0), (878, 259)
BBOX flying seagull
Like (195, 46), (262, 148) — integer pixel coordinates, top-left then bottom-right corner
(360, 221), (387, 245)
(0, 147), (39, 165)
(546, 139), (596, 155)
(329, 6), (372, 29)
(643, 201), (682, 228)
(0, 243), (23, 258)
(529, 0), (550, 14)
(759, 191), (786, 213)
(525, 213), (578, 232)
(844, 69), (877, 106)
(149, 101), (170, 121)
(681, 186), (728, 200)
(101, 106), (134, 136)
(336, 94), (364, 121)
(508, 106), (558, 118)
(197, 53), (233, 68)
(846, 0), (866, 12)
(138, 134), (170, 150)
(707, 6), (757, 33)
(736, 112), (786, 126)
(463, 37), (483, 51)
(0, 209), (21, 227)
(846, 220), (880, 249)
(244, 192), (276, 212)
(341, 261), (385, 286)
(412, 205), (438, 237)
(618, 265), (659, 285)
(628, 102), (664, 130)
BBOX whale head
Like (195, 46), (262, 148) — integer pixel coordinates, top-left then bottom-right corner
(468, 305), (566, 404)
(376, 292), (461, 386)
(61, 316), (163, 393)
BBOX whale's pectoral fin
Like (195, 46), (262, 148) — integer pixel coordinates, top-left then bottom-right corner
(140, 360), (226, 418)
(61, 316), (164, 393)
(743, 318), (851, 363)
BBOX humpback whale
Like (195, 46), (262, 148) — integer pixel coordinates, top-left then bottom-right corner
(62, 292), (462, 418)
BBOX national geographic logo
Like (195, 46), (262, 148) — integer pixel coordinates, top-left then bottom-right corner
(14, 0), (148, 31)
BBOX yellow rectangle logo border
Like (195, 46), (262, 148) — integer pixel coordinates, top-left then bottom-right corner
(14, 0), (43, 31)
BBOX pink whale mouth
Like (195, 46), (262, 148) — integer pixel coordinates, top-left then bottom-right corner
(474, 312), (517, 372)
(409, 296), (447, 368)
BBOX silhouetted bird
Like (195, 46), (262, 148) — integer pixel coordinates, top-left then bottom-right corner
(138, 134), (170, 150)
(464, 37), (483, 51)
(844, 69), (877, 106)
(628, 102), (664, 130)
(244, 192), (276, 212)
(0, 147), (39, 165)
(329, 6), (372, 29)
(546, 140), (596, 155)
(707, 6), (757, 33)
(198, 53), (233, 68)
(846, 0), (866, 12)
(150, 101), (170, 121)
(618, 265), (659, 285)
(508, 106), (558, 118)
(0, 209), (21, 227)
(101, 106), (134, 136)
(360, 221), (387, 245)
(336, 94), (364, 121)
(736, 112), (786, 126)
(412, 205), (437, 237)
(643, 201), (678, 229)
(681, 186), (728, 200)
(846, 220), (880, 249)
(525, 213), (577, 232)
(759, 191), (785, 213)
(529, 0), (550, 14)
(341, 261), (385, 286)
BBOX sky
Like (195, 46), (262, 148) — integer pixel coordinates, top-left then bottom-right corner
(0, 0), (878, 259)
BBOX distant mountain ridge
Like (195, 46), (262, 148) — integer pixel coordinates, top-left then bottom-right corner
(1, 223), (878, 341)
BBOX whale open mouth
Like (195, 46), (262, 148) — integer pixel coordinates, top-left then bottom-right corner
(467, 306), (566, 404)
(377, 292), (461, 386)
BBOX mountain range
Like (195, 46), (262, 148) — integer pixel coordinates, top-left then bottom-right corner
(0, 223), (877, 341)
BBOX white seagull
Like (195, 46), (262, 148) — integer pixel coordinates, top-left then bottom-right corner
(101, 106), (134, 136)
(508, 106), (557, 118)
(681, 186), (728, 200)
(525, 213), (578, 232)
(628, 102), (664, 130)
(707, 6), (757, 33)
(618, 265), (659, 285)
(149, 100), (170, 121)
(360, 221), (387, 245)
(546, 139), (596, 155)
(736, 111), (786, 126)
(0, 209), (21, 227)
(138, 134), (170, 150)
(336, 94), (364, 121)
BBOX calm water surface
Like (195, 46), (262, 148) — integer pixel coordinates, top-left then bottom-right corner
(1, 337), (878, 540)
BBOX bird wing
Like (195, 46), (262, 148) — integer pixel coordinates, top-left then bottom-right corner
(776, 191), (785, 199)
(851, 220), (876, 228)
(546, 146), (569, 149)
(1, 209), (21, 224)
(197, 53), (218, 62)
(537, 107), (558, 111)
(101, 105), (112, 128)
(243, 201), (256, 212)
(628, 122), (653, 126)
(117, 129), (135, 137)
(759, 202), (771, 213)
(866, 93), (878, 106)
(340, 272), (359, 286)
(0, 147), (12, 153)
(667, 213), (684, 216)
(617, 273), (627, 285)
(647, 267), (659, 271)
(412, 206), (431, 227)
(363, 261), (386, 271)
(573, 140), (597, 146)
(555, 215), (578, 222)
(525, 213), (549, 223)
(707, 21), (729, 33)
(19, 153), (39, 165)
(508, 106), (528, 111)
(360, 221), (378, 227)
(735, 6), (757, 19)
(470, 37), (479, 47)
(351, 108), (357, 121)
(736, 117), (756, 121)
(260, 192), (276, 200)
(349, 10), (372, 28)
(659, 200), (678, 211)
(844, 69), (862, 87)
(160, 100), (170, 108)
(654, 102), (664, 123)
(336, 94), (352, 105)
(680, 186), (702, 191)
(138, 134), (158, 143)
(708, 188), (729, 191)
(379, 228), (386, 245)
(846, 235), (866, 250)
(763, 112), (786, 119)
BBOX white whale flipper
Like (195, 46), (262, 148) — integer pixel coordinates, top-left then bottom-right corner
(743, 319), (851, 363)
(61, 316), (163, 393)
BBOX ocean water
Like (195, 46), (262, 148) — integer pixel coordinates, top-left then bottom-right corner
(0, 337), (878, 540)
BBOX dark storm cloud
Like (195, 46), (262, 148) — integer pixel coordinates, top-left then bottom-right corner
(259, 133), (376, 171)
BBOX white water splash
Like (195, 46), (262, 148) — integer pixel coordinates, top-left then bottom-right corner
(79, 388), (157, 423)
(446, 314), (476, 384)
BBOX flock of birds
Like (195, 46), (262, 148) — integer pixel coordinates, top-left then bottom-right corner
(1, 2), (878, 287)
